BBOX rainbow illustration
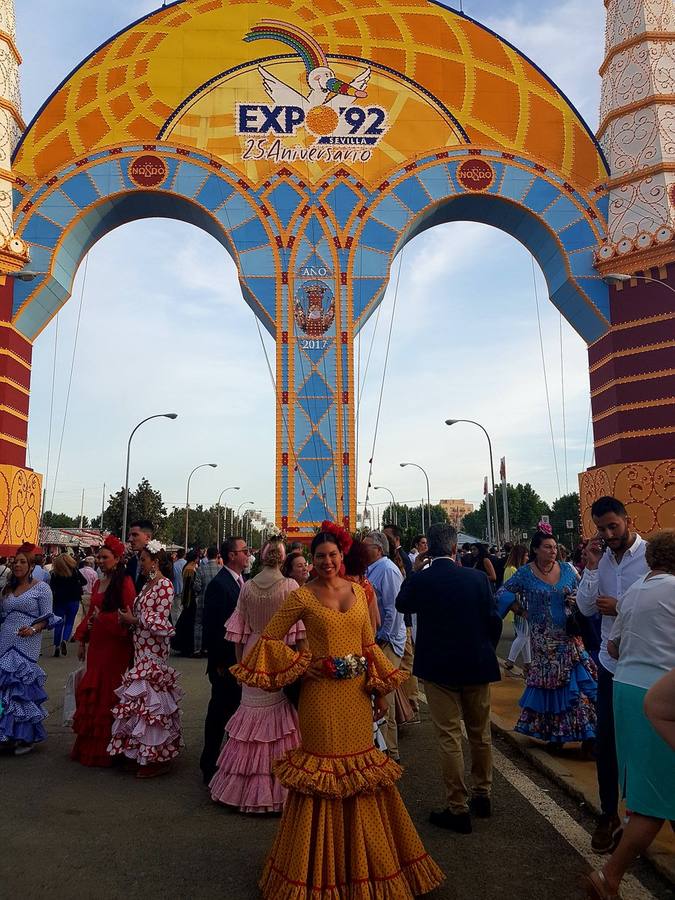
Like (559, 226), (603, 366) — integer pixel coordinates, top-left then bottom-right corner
(244, 19), (329, 73)
(244, 19), (366, 98)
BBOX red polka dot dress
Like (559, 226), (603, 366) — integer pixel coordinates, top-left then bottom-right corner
(108, 576), (183, 765)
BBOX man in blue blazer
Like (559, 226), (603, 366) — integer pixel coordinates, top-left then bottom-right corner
(396, 522), (502, 834)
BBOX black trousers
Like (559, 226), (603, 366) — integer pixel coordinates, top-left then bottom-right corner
(596, 663), (619, 817)
(199, 670), (242, 781)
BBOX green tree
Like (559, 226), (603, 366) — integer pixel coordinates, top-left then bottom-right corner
(43, 510), (87, 528)
(93, 478), (167, 537)
(378, 503), (448, 549)
(462, 483), (551, 543)
(550, 492), (581, 548)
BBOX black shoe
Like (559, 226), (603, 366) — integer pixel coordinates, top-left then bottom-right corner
(429, 808), (472, 834)
(53, 647), (60, 658)
(470, 795), (492, 818)
(591, 814), (623, 853)
(60, 641), (67, 657)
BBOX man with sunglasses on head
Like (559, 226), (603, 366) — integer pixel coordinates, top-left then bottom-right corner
(576, 496), (648, 854)
(199, 535), (249, 784)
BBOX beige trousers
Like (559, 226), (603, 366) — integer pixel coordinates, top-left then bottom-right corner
(380, 642), (402, 758)
(400, 628), (419, 710)
(424, 681), (493, 814)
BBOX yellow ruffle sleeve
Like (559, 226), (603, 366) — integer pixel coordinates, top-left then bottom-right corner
(358, 597), (409, 695)
(364, 642), (409, 695)
(230, 589), (311, 691)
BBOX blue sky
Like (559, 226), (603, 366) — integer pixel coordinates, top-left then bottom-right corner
(17, 1), (606, 525)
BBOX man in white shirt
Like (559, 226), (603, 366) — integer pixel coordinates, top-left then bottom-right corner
(576, 495), (648, 854)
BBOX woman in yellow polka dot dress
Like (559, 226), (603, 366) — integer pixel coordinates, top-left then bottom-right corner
(232, 530), (444, 899)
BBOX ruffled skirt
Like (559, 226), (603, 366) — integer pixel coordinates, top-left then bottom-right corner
(72, 666), (128, 767)
(516, 635), (597, 742)
(209, 686), (300, 813)
(107, 653), (183, 765)
(0, 647), (48, 745)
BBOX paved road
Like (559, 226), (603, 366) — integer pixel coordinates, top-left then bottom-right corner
(3, 644), (673, 900)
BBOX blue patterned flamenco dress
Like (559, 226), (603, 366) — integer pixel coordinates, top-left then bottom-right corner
(0, 582), (60, 746)
(498, 563), (597, 743)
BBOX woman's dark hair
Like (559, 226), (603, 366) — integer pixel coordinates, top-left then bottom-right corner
(185, 549), (199, 564)
(102, 559), (131, 612)
(140, 547), (173, 579)
(281, 549), (305, 578)
(529, 531), (557, 561)
(506, 543), (528, 570)
(343, 539), (369, 578)
(4, 549), (36, 596)
(472, 543), (489, 563)
(310, 531), (341, 556)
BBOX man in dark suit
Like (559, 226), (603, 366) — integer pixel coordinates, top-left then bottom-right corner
(396, 522), (502, 834)
(125, 519), (154, 592)
(199, 535), (248, 784)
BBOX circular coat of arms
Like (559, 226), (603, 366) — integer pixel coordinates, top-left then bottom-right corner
(457, 158), (495, 192)
(129, 155), (168, 188)
(294, 280), (336, 336)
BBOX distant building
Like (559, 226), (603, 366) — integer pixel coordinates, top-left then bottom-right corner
(439, 499), (474, 530)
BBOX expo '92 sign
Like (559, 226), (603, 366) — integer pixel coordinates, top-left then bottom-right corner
(237, 20), (389, 164)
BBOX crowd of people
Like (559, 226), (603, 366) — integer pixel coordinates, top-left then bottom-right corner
(0, 499), (673, 899)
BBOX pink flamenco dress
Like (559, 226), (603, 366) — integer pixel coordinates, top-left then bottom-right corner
(209, 574), (304, 813)
(107, 576), (183, 766)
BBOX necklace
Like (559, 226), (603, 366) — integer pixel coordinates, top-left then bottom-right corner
(535, 560), (556, 576)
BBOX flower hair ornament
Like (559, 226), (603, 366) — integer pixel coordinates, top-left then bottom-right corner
(537, 521), (554, 536)
(318, 520), (353, 555)
(103, 534), (126, 558)
(145, 539), (166, 555)
(17, 542), (37, 555)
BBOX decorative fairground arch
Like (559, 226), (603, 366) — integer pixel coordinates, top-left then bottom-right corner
(0, 0), (673, 545)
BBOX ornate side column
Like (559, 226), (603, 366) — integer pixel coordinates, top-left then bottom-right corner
(0, 0), (41, 551)
(581, 0), (675, 536)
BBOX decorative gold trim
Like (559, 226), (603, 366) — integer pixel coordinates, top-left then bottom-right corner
(593, 396), (675, 422)
(595, 243), (675, 278)
(0, 431), (27, 448)
(0, 376), (29, 397)
(0, 404), (27, 422)
(0, 29), (22, 65)
(0, 347), (31, 370)
(589, 339), (675, 374)
(591, 368), (675, 398)
(597, 94), (675, 139)
(594, 424), (675, 449)
(600, 32), (674, 76)
(606, 162), (675, 190)
(599, 311), (675, 334)
(0, 97), (25, 131)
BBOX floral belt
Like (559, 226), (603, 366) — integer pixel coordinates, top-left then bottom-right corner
(321, 653), (369, 680)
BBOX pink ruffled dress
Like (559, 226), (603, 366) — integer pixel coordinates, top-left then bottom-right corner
(107, 577), (183, 766)
(209, 575), (303, 813)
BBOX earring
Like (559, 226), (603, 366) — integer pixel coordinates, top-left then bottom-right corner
(149, 567), (157, 580)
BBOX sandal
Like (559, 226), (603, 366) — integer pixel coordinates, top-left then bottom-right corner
(583, 870), (622, 900)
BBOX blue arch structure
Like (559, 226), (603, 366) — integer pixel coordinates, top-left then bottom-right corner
(12, 142), (609, 531)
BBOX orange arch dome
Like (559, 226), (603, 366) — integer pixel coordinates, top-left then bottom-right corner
(15, 0), (607, 190)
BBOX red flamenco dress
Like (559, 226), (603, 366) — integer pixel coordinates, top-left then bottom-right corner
(71, 576), (135, 766)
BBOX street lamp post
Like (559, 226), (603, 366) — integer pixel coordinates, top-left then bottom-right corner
(373, 486), (397, 525)
(121, 413), (178, 540)
(445, 418), (500, 549)
(399, 463), (431, 535)
(217, 486), (240, 548)
(185, 463), (217, 552)
(236, 500), (254, 534)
